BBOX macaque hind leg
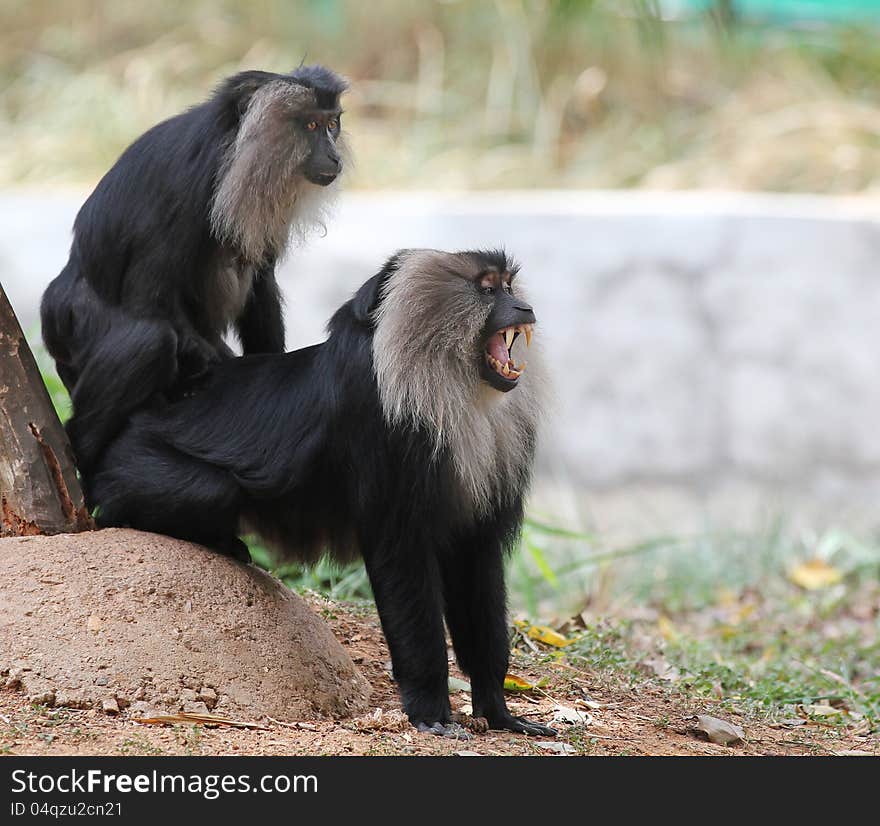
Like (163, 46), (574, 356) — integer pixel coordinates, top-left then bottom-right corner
(361, 540), (457, 733)
(441, 528), (557, 737)
(66, 318), (178, 471)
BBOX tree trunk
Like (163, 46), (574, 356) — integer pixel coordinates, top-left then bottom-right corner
(0, 281), (91, 536)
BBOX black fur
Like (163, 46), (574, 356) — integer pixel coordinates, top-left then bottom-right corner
(41, 65), (347, 474)
(88, 251), (555, 737)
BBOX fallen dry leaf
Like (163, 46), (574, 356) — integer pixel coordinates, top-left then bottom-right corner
(133, 712), (269, 730)
(797, 703), (845, 719)
(447, 676), (472, 694)
(657, 615), (678, 641)
(770, 718), (806, 729)
(350, 708), (410, 733)
(640, 656), (680, 682)
(535, 741), (576, 755)
(788, 559), (843, 590)
(551, 704), (593, 726)
(693, 715), (745, 746)
(525, 625), (574, 648)
(504, 673), (535, 692)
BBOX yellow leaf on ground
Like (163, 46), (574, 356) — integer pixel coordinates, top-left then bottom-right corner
(504, 673), (535, 692)
(657, 615), (678, 641)
(797, 703), (845, 719)
(788, 559), (843, 590)
(526, 625), (574, 647)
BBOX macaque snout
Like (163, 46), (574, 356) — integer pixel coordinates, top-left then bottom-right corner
(305, 151), (342, 186)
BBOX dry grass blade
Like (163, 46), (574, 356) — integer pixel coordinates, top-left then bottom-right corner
(133, 712), (269, 730)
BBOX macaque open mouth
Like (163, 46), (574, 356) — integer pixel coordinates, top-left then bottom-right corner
(312, 171), (338, 186)
(482, 324), (533, 389)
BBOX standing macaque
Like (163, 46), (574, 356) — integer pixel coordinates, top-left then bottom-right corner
(88, 249), (555, 737)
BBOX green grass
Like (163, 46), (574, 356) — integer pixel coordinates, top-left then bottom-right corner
(560, 595), (880, 728)
(33, 342), (71, 423)
(248, 541), (373, 602)
(523, 529), (880, 728)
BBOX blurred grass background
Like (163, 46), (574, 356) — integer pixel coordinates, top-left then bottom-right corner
(3, 0), (880, 191)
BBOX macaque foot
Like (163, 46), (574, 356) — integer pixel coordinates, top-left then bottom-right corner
(213, 536), (252, 564)
(489, 713), (557, 737)
(416, 721), (473, 741)
(177, 334), (223, 381)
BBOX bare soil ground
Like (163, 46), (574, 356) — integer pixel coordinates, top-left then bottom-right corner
(2, 595), (876, 757)
(0, 531), (369, 721)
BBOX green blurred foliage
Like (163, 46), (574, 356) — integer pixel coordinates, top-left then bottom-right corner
(1, 0), (880, 192)
(33, 340), (71, 422)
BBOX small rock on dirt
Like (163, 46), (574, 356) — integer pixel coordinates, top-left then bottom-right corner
(693, 714), (745, 746)
(182, 701), (210, 714)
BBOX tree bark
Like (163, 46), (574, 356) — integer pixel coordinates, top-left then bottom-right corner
(0, 281), (91, 536)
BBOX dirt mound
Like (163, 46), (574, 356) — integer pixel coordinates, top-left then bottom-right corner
(0, 529), (370, 721)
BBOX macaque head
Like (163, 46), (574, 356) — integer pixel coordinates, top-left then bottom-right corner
(211, 65), (350, 261)
(364, 247), (543, 420)
(284, 65), (348, 186)
(367, 249), (538, 398)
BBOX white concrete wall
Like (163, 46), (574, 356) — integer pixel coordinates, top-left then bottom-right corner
(4, 190), (880, 535)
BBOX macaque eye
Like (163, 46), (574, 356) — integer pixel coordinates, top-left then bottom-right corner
(328, 119), (338, 130)
(306, 121), (318, 131)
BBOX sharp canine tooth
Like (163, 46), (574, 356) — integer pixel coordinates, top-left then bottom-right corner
(525, 326), (532, 347)
(502, 363), (510, 375)
(504, 328), (514, 349)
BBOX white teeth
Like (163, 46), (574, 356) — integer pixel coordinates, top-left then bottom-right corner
(504, 328), (514, 349)
(524, 325), (532, 347)
(487, 350), (522, 379)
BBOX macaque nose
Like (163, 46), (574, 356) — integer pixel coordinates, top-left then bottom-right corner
(514, 301), (536, 324)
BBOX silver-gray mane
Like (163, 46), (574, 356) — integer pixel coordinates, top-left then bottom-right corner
(210, 80), (349, 264)
(372, 250), (547, 514)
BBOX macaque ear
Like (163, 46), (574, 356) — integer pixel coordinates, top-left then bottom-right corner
(352, 274), (387, 324)
(224, 71), (276, 116)
(352, 254), (403, 324)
